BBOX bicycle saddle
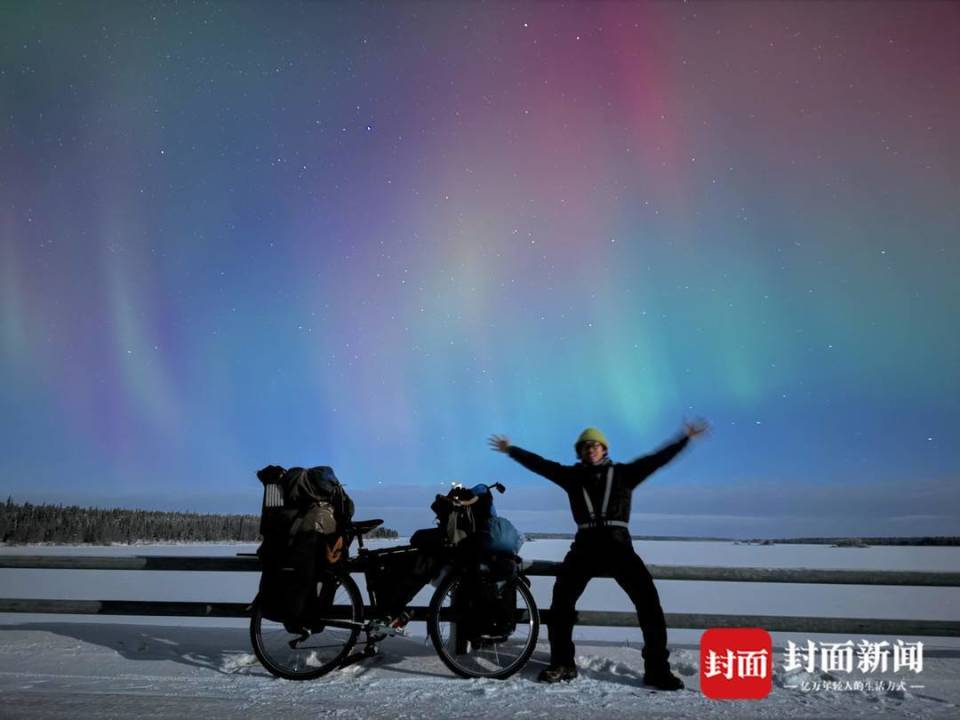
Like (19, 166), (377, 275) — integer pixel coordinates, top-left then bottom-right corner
(346, 518), (383, 535)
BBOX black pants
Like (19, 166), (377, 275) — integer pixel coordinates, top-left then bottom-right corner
(548, 529), (670, 671)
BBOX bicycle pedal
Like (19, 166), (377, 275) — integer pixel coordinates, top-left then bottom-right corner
(388, 624), (408, 637)
(387, 611), (411, 633)
(395, 611), (412, 625)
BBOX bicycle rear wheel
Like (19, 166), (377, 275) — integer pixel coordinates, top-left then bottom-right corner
(250, 568), (363, 680)
(428, 570), (540, 679)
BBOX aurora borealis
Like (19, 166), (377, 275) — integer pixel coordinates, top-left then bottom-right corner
(1, 1), (958, 535)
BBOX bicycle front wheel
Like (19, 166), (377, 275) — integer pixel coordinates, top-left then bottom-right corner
(250, 568), (364, 680)
(428, 570), (540, 679)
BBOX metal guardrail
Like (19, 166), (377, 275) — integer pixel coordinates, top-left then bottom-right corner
(1, 555), (958, 637)
(3, 555), (959, 587)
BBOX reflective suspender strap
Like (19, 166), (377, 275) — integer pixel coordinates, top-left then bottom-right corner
(600, 466), (614, 520)
(581, 486), (595, 520)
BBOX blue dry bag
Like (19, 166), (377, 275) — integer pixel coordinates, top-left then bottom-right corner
(469, 484), (525, 554)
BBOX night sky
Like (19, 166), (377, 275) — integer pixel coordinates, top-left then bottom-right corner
(2, 1), (958, 536)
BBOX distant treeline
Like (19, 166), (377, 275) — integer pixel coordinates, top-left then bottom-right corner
(749, 536), (960, 546)
(0, 499), (398, 545)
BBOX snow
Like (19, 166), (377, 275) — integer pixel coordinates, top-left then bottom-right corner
(2, 540), (959, 718)
(1, 624), (958, 719)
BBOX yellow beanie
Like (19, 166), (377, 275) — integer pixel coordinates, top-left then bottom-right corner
(575, 427), (609, 453)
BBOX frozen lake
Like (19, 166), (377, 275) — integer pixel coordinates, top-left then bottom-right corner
(2, 538), (958, 649)
(2, 539), (959, 720)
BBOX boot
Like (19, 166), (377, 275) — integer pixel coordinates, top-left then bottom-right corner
(643, 668), (685, 691)
(538, 665), (578, 683)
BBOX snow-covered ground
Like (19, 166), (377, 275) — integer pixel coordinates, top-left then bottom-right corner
(2, 623), (959, 720)
(1, 539), (959, 718)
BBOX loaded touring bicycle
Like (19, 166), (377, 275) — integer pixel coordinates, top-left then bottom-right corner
(249, 466), (540, 680)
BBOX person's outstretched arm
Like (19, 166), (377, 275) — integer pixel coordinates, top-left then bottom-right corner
(623, 418), (709, 488)
(488, 434), (570, 489)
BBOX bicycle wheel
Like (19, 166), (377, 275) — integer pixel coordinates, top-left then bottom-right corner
(428, 570), (540, 679)
(250, 568), (364, 680)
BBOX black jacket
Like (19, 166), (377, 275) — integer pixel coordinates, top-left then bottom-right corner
(507, 435), (689, 529)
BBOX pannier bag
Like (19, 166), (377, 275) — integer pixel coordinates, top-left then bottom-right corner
(456, 554), (521, 643)
(256, 533), (321, 629)
(255, 464), (355, 631)
(365, 545), (440, 619)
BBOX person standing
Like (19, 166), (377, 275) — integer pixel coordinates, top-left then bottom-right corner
(488, 420), (709, 687)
